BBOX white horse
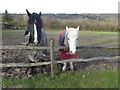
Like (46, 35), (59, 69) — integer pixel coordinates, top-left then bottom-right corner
(59, 26), (79, 71)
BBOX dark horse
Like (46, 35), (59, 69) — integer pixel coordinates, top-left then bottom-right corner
(25, 9), (48, 62)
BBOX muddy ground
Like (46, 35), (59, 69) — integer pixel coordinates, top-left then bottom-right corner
(1, 30), (119, 78)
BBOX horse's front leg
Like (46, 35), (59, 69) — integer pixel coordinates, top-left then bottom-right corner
(69, 62), (74, 71)
(62, 62), (67, 71)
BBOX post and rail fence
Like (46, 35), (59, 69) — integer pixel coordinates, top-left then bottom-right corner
(0, 39), (120, 76)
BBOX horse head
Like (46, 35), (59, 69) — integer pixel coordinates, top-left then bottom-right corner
(25, 9), (42, 45)
(64, 26), (79, 54)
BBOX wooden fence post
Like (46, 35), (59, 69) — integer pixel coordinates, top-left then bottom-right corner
(50, 39), (54, 77)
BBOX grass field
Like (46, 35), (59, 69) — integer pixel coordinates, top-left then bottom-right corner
(2, 29), (118, 34)
(2, 29), (118, 46)
(2, 70), (118, 88)
(1, 30), (119, 88)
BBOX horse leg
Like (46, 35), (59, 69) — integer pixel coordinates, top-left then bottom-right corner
(69, 62), (74, 71)
(62, 62), (67, 71)
(42, 49), (47, 56)
(27, 50), (39, 62)
(40, 30), (48, 60)
(41, 49), (48, 61)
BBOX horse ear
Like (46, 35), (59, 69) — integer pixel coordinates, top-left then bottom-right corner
(39, 12), (41, 16)
(66, 26), (69, 31)
(76, 26), (79, 31)
(26, 9), (31, 17)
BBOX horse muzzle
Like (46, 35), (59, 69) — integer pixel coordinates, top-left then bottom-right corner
(34, 41), (39, 46)
(69, 51), (76, 55)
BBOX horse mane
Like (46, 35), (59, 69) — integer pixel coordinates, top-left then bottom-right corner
(32, 13), (43, 29)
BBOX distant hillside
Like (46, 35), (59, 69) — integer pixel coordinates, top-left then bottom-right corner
(42, 14), (117, 20)
(0, 13), (118, 20)
(0, 13), (118, 32)
(42, 14), (118, 32)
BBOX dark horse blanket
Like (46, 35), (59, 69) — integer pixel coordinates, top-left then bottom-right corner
(59, 30), (78, 60)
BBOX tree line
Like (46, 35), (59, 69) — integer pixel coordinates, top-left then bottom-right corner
(2, 10), (118, 32)
(2, 10), (27, 29)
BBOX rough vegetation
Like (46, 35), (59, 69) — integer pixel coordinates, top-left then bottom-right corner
(1, 10), (118, 32)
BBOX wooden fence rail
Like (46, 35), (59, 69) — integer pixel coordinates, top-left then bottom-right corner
(0, 45), (119, 50)
(0, 39), (119, 76)
(54, 56), (120, 64)
(0, 56), (119, 68)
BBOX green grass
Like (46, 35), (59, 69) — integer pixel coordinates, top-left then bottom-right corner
(46, 30), (118, 36)
(1, 30), (24, 34)
(1, 29), (118, 34)
(79, 31), (118, 36)
(1, 29), (118, 46)
(2, 69), (118, 88)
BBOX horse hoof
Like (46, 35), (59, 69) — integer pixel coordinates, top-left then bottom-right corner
(62, 69), (66, 71)
(62, 68), (66, 71)
(30, 60), (39, 63)
(70, 68), (74, 71)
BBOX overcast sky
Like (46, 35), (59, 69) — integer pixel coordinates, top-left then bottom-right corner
(0, 0), (119, 14)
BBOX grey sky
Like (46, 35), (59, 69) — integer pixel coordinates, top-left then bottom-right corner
(0, 0), (119, 14)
